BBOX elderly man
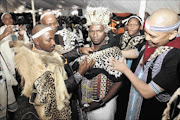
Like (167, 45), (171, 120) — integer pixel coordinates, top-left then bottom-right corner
(40, 11), (82, 52)
(40, 11), (63, 45)
(14, 24), (94, 120)
(0, 12), (29, 120)
(108, 8), (180, 120)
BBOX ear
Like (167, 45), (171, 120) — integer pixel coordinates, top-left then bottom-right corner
(33, 38), (39, 46)
(169, 30), (178, 40)
(40, 20), (43, 24)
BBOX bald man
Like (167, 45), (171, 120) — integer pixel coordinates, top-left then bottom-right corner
(40, 11), (64, 45)
(40, 10), (84, 54)
(108, 8), (180, 120)
(14, 24), (94, 120)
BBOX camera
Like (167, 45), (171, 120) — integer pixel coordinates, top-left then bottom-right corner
(12, 25), (20, 32)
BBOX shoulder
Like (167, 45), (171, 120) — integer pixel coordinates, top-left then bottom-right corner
(164, 48), (180, 59)
(162, 48), (180, 66)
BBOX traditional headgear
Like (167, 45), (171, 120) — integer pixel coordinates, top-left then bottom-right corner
(1, 12), (11, 20)
(145, 18), (180, 32)
(125, 15), (143, 25)
(32, 27), (52, 39)
(40, 12), (54, 20)
(85, 6), (111, 32)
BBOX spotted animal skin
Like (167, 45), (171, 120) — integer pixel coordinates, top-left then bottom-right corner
(74, 46), (124, 78)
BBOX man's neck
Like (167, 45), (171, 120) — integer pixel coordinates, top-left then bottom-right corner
(33, 45), (49, 53)
(92, 40), (107, 51)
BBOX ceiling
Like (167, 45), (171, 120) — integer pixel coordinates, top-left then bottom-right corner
(0, 0), (180, 15)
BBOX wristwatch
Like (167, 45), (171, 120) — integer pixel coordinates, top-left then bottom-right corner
(98, 100), (106, 107)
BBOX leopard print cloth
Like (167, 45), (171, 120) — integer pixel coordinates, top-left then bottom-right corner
(34, 71), (71, 120)
(73, 46), (124, 78)
(147, 46), (173, 62)
(121, 31), (145, 50)
(56, 28), (77, 50)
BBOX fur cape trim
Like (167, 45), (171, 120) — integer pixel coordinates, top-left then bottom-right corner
(14, 42), (70, 110)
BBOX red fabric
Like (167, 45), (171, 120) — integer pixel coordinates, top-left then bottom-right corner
(143, 37), (180, 66)
(114, 13), (132, 17)
(143, 22), (145, 30)
(143, 43), (157, 66)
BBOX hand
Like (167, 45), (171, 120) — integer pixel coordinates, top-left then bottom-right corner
(18, 25), (25, 36)
(79, 47), (93, 56)
(78, 57), (95, 75)
(2, 25), (13, 37)
(82, 101), (101, 112)
(107, 57), (127, 73)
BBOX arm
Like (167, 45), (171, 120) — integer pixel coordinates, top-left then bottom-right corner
(121, 49), (138, 59)
(18, 25), (25, 40)
(0, 26), (12, 40)
(101, 81), (122, 103)
(65, 57), (95, 93)
(107, 57), (163, 99)
(63, 47), (93, 63)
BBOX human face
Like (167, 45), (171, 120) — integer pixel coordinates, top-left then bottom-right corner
(42, 16), (59, 32)
(144, 28), (172, 48)
(38, 30), (56, 52)
(126, 18), (141, 36)
(89, 24), (106, 45)
(2, 14), (13, 25)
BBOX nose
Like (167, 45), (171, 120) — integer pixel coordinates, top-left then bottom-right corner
(93, 31), (98, 37)
(51, 39), (55, 45)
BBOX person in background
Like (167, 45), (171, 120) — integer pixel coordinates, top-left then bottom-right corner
(108, 8), (180, 120)
(114, 15), (146, 120)
(73, 24), (84, 47)
(0, 12), (29, 120)
(41, 10), (82, 53)
(40, 10), (63, 45)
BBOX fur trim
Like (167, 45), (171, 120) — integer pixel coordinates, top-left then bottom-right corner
(14, 45), (69, 99)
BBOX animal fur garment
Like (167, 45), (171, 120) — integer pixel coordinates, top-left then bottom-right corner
(14, 42), (71, 119)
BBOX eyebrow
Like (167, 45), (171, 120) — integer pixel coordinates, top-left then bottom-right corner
(144, 30), (157, 38)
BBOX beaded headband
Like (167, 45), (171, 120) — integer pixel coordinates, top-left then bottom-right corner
(145, 19), (180, 32)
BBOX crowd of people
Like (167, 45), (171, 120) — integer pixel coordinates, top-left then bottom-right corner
(0, 5), (180, 120)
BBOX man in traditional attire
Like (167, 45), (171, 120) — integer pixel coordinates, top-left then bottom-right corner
(41, 11), (81, 53)
(72, 6), (124, 120)
(108, 8), (180, 120)
(0, 12), (29, 120)
(14, 24), (94, 120)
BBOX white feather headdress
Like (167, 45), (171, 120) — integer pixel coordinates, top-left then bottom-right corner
(85, 6), (111, 32)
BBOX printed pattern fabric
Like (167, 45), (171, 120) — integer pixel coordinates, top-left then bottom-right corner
(33, 71), (71, 120)
(81, 73), (113, 104)
(120, 31), (145, 50)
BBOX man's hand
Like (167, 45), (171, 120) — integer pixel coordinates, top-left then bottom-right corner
(78, 57), (95, 75)
(1, 26), (13, 38)
(107, 57), (127, 73)
(82, 101), (101, 112)
(18, 25), (25, 36)
(79, 47), (93, 56)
